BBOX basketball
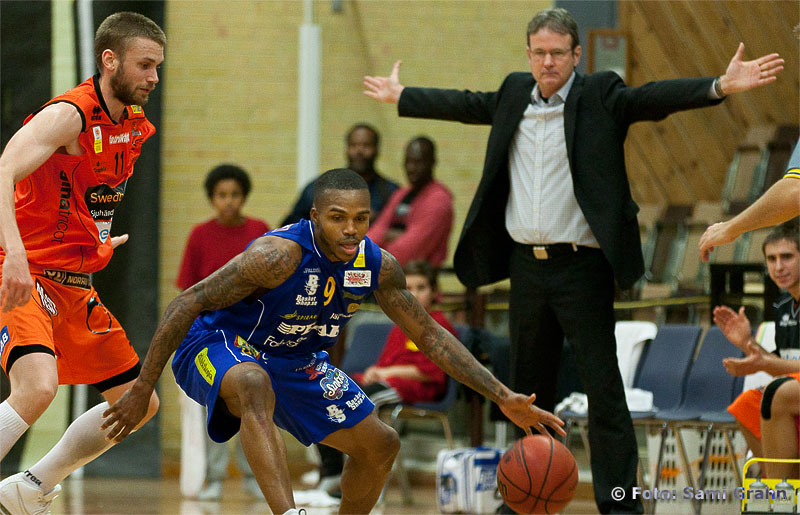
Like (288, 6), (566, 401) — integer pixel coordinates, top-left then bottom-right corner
(496, 435), (578, 514)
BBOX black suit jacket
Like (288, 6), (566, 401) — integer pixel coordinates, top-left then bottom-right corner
(399, 71), (723, 290)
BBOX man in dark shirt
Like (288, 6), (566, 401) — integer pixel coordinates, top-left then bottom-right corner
(281, 123), (398, 226)
(718, 223), (799, 478)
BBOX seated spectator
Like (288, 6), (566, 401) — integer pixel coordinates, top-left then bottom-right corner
(281, 123), (398, 225)
(367, 136), (454, 266)
(177, 164), (270, 500)
(316, 260), (457, 496)
(717, 223), (799, 474)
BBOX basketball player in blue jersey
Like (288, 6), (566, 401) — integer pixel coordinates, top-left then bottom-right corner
(103, 168), (564, 515)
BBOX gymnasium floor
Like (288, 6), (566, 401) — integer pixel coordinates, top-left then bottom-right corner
(41, 476), (599, 514)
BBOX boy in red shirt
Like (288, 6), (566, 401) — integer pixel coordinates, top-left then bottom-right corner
(177, 165), (269, 290)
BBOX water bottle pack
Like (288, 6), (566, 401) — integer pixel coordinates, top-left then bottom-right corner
(436, 447), (505, 514)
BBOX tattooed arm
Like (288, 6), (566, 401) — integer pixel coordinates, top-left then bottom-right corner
(373, 250), (564, 435)
(102, 236), (302, 441)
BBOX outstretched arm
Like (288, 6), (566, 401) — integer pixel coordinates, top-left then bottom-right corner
(102, 236), (302, 441)
(699, 178), (800, 262)
(716, 43), (783, 95)
(373, 249), (564, 435)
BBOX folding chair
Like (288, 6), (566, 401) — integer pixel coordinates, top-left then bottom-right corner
(631, 324), (702, 423)
(626, 325), (701, 514)
(652, 326), (745, 510)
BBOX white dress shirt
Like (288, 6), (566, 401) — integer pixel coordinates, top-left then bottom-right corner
(505, 71), (600, 247)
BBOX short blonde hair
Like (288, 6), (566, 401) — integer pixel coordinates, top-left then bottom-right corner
(94, 12), (165, 71)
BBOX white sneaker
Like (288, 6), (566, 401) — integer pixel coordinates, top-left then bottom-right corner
(0, 473), (61, 515)
(196, 480), (222, 501)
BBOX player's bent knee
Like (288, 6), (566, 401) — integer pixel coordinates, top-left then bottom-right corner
(232, 367), (275, 410)
(773, 379), (800, 408)
(761, 376), (795, 420)
(375, 424), (401, 463)
(12, 380), (58, 418)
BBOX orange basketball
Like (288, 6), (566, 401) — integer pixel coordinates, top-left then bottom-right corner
(496, 435), (578, 514)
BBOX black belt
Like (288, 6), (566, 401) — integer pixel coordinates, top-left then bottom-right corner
(41, 269), (91, 289)
(517, 242), (586, 260)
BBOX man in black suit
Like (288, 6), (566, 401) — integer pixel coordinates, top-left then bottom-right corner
(364, 7), (783, 513)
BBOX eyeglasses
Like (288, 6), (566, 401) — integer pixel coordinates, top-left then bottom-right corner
(86, 296), (113, 335)
(529, 48), (573, 61)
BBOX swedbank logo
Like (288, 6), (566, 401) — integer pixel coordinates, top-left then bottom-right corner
(85, 183), (127, 221)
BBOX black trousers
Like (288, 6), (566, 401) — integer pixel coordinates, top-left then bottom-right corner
(509, 244), (642, 514)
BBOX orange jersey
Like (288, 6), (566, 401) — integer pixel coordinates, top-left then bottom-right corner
(4, 75), (155, 273)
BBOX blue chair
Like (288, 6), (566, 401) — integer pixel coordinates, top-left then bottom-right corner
(632, 324), (703, 420)
(652, 326), (745, 504)
(562, 325), (701, 443)
(338, 322), (393, 375)
(656, 326), (743, 422)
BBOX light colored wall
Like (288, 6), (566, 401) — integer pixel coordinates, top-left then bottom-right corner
(159, 0), (549, 468)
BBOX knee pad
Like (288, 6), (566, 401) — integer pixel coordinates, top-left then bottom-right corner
(761, 376), (794, 420)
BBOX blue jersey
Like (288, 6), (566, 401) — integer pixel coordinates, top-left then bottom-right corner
(173, 220), (383, 444)
(190, 219), (383, 357)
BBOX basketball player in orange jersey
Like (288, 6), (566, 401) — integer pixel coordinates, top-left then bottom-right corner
(0, 12), (164, 514)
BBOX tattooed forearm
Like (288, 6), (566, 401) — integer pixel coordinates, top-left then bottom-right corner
(137, 291), (202, 389)
(135, 237), (302, 390)
(375, 250), (509, 403)
(417, 311), (507, 403)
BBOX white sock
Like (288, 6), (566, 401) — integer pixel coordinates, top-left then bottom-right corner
(28, 402), (115, 492)
(282, 509), (306, 515)
(0, 401), (30, 462)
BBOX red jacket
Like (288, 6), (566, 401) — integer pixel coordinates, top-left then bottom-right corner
(367, 180), (454, 266)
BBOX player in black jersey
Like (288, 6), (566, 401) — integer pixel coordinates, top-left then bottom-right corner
(717, 223), (799, 478)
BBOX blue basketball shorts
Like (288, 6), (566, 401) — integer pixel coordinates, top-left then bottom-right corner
(172, 325), (374, 445)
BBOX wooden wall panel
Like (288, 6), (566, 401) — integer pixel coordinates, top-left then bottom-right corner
(618, 0), (799, 206)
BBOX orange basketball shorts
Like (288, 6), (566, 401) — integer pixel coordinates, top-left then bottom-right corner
(0, 273), (139, 385)
(728, 372), (800, 439)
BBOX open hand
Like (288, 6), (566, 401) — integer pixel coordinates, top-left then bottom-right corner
(363, 60), (405, 104)
(499, 393), (566, 436)
(712, 305), (752, 349)
(723, 341), (770, 376)
(719, 43), (784, 95)
(110, 233), (129, 249)
(101, 382), (152, 442)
